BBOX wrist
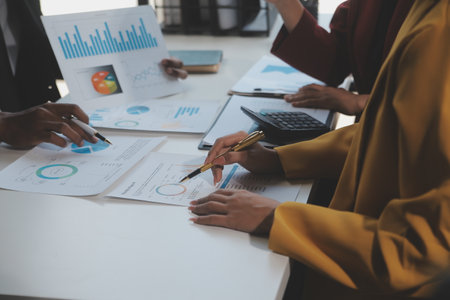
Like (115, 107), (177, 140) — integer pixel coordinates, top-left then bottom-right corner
(250, 209), (275, 237)
(273, 0), (304, 32)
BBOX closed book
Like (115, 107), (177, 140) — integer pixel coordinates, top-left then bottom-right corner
(168, 50), (223, 73)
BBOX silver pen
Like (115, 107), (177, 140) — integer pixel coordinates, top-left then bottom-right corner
(70, 117), (112, 145)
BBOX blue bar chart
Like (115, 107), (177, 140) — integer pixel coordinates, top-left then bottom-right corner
(174, 107), (201, 119)
(57, 18), (158, 59)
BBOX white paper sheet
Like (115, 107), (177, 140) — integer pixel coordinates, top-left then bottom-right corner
(108, 152), (302, 206)
(0, 137), (165, 196)
(42, 6), (184, 105)
(87, 98), (221, 133)
(202, 95), (330, 146)
(230, 55), (323, 96)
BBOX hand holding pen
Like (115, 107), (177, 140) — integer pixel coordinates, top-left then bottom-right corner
(0, 102), (97, 148)
(69, 117), (112, 145)
(180, 131), (265, 183)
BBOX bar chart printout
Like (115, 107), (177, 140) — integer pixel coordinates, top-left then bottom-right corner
(42, 6), (184, 101)
(58, 18), (158, 59)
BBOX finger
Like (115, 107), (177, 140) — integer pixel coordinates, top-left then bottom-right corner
(65, 119), (98, 144)
(45, 121), (84, 146)
(161, 57), (184, 68)
(39, 131), (68, 148)
(291, 99), (332, 110)
(192, 192), (230, 205)
(211, 165), (224, 184)
(189, 201), (228, 215)
(167, 67), (188, 79)
(206, 131), (248, 163)
(44, 103), (90, 124)
(190, 215), (228, 228)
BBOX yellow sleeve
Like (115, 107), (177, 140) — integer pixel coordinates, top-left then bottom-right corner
(275, 124), (357, 179)
(270, 183), (450, 292)
(270, 3), (450, 294)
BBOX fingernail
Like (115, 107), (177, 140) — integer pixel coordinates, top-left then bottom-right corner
(189, 217), (197, 222)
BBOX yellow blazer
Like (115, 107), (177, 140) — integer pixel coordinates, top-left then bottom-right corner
(272, 1), (450, 298)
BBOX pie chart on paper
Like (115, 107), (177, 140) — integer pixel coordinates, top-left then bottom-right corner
(127, 106), (150, 115)
(91, 71), (119, 95)
(71, 140), (110, 154)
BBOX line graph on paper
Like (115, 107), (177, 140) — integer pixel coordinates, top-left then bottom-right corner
(122, 59), (165, 89)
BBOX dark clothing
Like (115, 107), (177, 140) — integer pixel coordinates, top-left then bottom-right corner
(271, 0), (414, 94)
(0, 0), (61, 112)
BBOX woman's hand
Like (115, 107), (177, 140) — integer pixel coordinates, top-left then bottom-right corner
(189, 189), (279, 234)
(285, 84), (369, 115)
(205, 131), (283, 185)
(0, 103), (97, 148)
(161, 57), (188, 79)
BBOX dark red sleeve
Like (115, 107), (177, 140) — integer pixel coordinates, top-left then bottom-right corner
(271, 2), (352, 87)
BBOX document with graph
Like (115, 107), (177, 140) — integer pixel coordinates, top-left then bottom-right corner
(229, 55), (323, 97)
(0, 137), (165, 196)
(87, 98), (221, 133)
(42, 6), (184, 104)
(108, 152), (303, 206)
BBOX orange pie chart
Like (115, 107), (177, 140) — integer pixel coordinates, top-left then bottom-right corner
(91, 71), (118, 95)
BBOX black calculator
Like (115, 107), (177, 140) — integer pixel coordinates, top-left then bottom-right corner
(240, 106), (330, 142)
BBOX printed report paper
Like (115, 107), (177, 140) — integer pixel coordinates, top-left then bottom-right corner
(87, 98), (221, 133)
(230, 54), (323, 96)
(109, 152), (302, 206)
(0, 137), (165, 196)
(42, 6), (183, 105)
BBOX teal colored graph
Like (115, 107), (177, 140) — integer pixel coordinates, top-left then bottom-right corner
(174, 107), (200, 119)
(58, 18), (158, 60)
(262, 65), (298, 74)
(36, 164), (78, 180)
(71, 140), (110, 154)
(127, 106), (150, 115)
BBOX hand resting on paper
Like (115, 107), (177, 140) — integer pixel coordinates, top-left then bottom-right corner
(161, 57), (188, 79)
(189, 189), (279, 234)
(0, 103), (97, 148)
(285, 84), (369, 115)
(204, 131), (284, 185)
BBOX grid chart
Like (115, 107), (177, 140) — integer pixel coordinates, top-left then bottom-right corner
(174, 107), (200, 119)
(57, 18), (158, 59)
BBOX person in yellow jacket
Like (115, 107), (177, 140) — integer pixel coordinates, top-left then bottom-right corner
(188, 0), (450, 298)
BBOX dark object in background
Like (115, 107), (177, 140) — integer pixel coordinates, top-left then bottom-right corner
(151, 0), (278, 36)
(301, 0), (319, 19)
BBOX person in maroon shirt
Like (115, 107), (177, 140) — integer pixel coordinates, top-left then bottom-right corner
(268, 0), (413, 115)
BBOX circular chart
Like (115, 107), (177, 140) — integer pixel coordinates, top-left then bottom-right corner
(156, 184), (187, 196)
(71, 140), (110, 154)
(127, 106), (150, 115)
(115, 120), (139, 128)
(36, 164), (78, 180)
(91, 71), (119, 95)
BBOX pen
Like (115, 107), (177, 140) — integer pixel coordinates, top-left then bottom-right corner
(70, 117), (112, 145)
(253, 87), (297, 94)
(179, 131), (265, 183)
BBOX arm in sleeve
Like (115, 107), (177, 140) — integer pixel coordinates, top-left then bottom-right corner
(271, 2), (351, 86)
(269, 6), (450, 294)
(275, 124), (357, 180)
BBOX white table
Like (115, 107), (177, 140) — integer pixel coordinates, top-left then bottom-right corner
(0, 17), (320, 299)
